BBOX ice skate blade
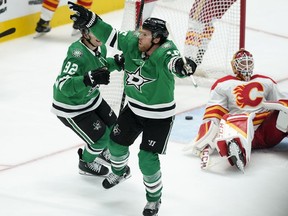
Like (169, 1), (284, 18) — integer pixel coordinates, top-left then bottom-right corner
(33, 32), (47, 39)
(79, 169), (109, 177)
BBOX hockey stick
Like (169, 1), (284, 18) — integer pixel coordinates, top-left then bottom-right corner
(166, 23), (198, 87)
(118, 0), (145, 115)
(199, 146), (210, 169)
(202, 154), (233, 170)
(0, 28), (16, 38)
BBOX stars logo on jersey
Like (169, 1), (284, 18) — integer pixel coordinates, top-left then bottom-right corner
(93, 121), (101, 131)
(125, 67), (155, 92)
(72, 49), (83, 58)
(113, 124), (121, 136)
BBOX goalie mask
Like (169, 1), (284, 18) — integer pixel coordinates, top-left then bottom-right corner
(231, 49), (254, 81)
(142, 17), (169, 44)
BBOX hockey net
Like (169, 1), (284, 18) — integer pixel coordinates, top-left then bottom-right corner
(101, 0), (245, 114)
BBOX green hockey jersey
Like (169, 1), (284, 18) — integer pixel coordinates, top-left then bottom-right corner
(51, 39), (120, 118)
(90, 20), (186, 119)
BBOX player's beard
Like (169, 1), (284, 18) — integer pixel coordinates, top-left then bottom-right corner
(138, 41), (152, 52)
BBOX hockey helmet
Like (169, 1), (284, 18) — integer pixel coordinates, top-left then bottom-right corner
(142, 17), (169, 43)
(231, 48), (254, 81)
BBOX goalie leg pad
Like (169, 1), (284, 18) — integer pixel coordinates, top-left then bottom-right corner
(188, 120), (218, 156)
(216, 140), (228, 157)
(215, 113), (255, 167)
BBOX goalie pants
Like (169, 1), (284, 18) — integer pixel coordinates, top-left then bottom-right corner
(253, 110), (287, 149)
(109, 105), (175, 202)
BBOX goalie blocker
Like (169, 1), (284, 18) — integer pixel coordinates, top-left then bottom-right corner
(262, 101), (288, 133)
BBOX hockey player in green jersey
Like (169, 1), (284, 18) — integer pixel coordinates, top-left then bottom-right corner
(51, 26), (123, 177)
(68, 2), (197, 215)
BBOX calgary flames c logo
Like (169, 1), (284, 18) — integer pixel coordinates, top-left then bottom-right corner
(233, 82), (264, 108)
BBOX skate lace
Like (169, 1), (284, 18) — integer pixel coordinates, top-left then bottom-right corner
(88, 162), (102, 172)
(106, 173), (121, 184)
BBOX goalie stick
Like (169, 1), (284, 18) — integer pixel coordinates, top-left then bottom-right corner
(200, 146), (210, 169)
(0, 28), (16, 38)
(118, 0), (145, 115)
(200, 146), (235, 170)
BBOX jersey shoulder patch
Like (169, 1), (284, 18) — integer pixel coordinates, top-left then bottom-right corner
(161, 41), (173, 49)
(71, 49), (83, 58)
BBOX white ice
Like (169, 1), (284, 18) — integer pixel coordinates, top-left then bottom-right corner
(1, 1), (288, 215)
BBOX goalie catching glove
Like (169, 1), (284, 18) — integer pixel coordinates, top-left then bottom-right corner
(83, 67), (110, 87)
(68, 1), (100, 30)
(174, 57), (197, 76)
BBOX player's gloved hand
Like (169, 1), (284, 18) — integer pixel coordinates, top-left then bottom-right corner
(174, 57), (197, 76)
(83, 67), (110, 87)
(114, 53), (125, 70)
(68, 1), (100, 29)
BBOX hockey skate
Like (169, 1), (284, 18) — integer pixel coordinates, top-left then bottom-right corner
(102, 166), (131, 189)
(95, 147), (111, 166)
(78, 148), (109, 176)
(227, 139), (245, 173)
(34, 18), (51, 38)
(143, 199), (161, 216)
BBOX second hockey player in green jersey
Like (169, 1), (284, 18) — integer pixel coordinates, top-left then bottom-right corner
(51, 27), (122, 177)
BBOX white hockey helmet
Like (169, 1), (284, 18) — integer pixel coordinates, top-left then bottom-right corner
(231, 48), (254, 81)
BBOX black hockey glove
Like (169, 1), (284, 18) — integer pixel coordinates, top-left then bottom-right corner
(68, 1), (100, 30)
(114, 53), (125, 70)
(83, 67), (110, 87)
(174, 57), (197, 76)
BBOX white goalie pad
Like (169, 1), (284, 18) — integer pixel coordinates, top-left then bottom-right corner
(183, 120), (218, 156)
(215, 113), (255, 166)
(262, 101), (288, 133)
